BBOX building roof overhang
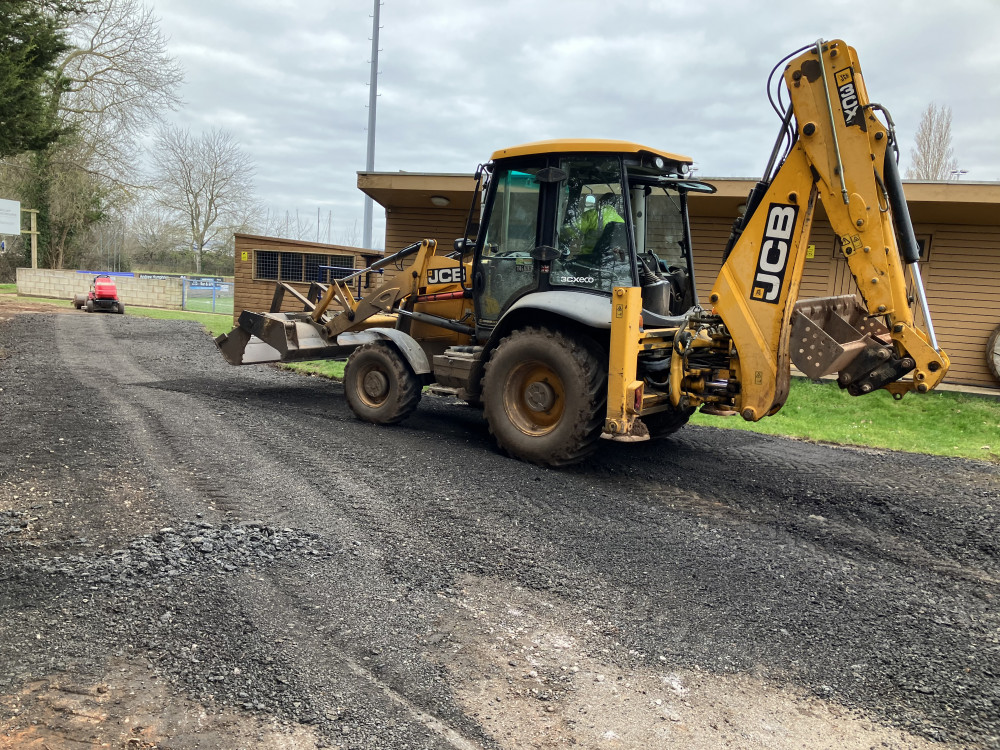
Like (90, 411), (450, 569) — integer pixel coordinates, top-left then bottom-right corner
(358, 172), (1000, 226)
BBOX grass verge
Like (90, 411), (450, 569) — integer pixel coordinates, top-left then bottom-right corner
(282, 360), (346, 380)
(282, 363), (999, 462)
(3, 292), (233, 337)
(690, 377), (1000, 462)
(125, 305), (233, 337)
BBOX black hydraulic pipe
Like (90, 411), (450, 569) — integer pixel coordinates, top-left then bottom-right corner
(366, 241), (425, 272)
(394, 308), (476, 336)
(721, 107), (796, 263)
(882, 150), (921, 264)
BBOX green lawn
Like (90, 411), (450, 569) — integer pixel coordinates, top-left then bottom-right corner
(183, 295), (235, 316)
(0, 283), (16, 294)
(125, 304), (233, 337)
(690, 377), (1000, 462)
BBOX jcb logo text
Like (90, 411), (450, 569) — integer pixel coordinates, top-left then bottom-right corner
(426, 267), (466, 285)
(750, 203), (798, 304)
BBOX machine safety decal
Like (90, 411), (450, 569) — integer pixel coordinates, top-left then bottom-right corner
(835, 67), (865, 130)
(750, 203), (799, 304)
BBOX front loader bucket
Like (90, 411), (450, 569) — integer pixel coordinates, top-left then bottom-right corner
(790, 296), (898, 392)
(214, 311), (355, 365)
(216, 325), (283, 365)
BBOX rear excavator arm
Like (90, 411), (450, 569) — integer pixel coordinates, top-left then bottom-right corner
(609, 40), (949, 434)
(608, 40), (950, 437)
(714, 39), (949, 421)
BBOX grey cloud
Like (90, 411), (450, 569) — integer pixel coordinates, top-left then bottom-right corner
(151, 0), (1000, 245)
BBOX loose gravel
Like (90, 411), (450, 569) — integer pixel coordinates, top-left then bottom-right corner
(1, 311), (998, 749)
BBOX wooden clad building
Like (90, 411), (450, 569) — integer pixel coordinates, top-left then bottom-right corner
(233, 233), (383, 318)
(231, 174), (1000, 390)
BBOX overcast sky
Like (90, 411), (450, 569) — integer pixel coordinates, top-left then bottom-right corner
(149, 0), (1000, 248)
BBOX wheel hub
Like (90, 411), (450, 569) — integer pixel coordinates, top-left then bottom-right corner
(502, 361), (565, 436)
(362, 370), (389, 401)
(524, 381), (556, 412)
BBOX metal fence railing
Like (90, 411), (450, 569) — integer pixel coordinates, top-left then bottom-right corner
(181, 277), (234, 315)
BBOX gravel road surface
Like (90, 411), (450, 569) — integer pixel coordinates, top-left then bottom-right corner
(1, 310), (998, 749)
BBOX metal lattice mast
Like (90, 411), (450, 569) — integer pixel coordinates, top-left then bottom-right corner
(362, 0), (381, 250)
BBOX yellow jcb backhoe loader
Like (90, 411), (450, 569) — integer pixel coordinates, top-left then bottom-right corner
(217, 39), (949, 466)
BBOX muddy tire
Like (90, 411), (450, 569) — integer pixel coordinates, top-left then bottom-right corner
(643, 407), (694, 439)
(987, 324), (1000, 384)
(344, 341), (422, 425)
(483, 327), (606, 467)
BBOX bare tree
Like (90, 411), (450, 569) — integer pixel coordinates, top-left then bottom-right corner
(151, 127), (258, 273)
(53, 0), (183, 183)
(906, 103), (960, 180)
(5, 0), (184, 269)
(257, 208), (337, 242)
(42, 134), (106, 268)
(129, 198), (187, 254)
(339, 219), (362, 247)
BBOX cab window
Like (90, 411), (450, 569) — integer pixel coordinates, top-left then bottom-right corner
(477, 169), (541, 321)
(551, 157), (633, 293)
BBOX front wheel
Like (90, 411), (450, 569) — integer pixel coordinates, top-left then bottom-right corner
(85, 299), (94, 313)
(344, 341), (422, 424)
(483, 327), (606, 467)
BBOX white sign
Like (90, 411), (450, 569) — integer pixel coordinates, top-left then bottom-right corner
(0, 199), (21, 235)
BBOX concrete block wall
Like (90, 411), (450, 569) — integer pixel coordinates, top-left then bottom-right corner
(16, 268), (184, 309)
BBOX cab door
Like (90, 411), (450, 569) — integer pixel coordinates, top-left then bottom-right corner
(473, 166), (543, 329)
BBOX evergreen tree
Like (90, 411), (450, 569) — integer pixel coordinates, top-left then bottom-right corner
(0, 2), (72, 158)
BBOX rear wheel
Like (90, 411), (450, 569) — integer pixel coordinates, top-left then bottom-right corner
(987, 324), (1000, 384)
(483, 327), (606, 467)
(642, 407), (694, 439)
(344, 341), (422, 424)
(116, 301), (125, 314)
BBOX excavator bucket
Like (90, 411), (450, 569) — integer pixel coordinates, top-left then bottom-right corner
(790, 296), (895, 388)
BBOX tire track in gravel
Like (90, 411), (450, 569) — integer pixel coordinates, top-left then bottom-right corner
(6, 313), (999, 747)
(222, 386), (1000, 747)
(40, 314), (498, 748)
(189, 381), (998, 745)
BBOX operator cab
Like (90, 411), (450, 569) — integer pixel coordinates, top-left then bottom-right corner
(469, 139), (716, 334)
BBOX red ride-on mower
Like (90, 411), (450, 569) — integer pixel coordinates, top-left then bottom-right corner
(72, 275), (125, 314)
